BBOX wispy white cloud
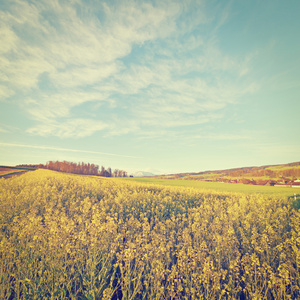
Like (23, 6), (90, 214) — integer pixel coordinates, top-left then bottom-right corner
(49, 64), (121, 89)
(26, 118), (108, 138)
(0, 25), (19, 54)
(0, 0), (257, 138)
(24, 91), (111, 121)
(0, 142), (140, 158)
(0, 122), (20, 133)
(0, 85), (14, 100)
(136, 127), (253, 143)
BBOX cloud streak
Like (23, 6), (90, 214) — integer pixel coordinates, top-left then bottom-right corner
(0, 142), (140, 158)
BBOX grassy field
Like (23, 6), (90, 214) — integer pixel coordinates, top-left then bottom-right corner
(123, 177), (298, 198)
(268, 165), (300, 171)
(0, 166), (36, 177)
(0, 168), (25, 176)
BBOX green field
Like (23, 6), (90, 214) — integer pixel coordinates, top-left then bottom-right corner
(0, 166), (34, 177)
(123, 177), (298, 197)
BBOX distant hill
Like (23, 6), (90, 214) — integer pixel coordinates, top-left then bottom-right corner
(155, 162), (300, 187)
(161, 161), (300, 178)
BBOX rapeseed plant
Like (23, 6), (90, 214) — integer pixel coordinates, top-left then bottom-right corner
(0, 170), (299, 299)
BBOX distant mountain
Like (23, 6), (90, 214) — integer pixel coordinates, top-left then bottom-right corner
(132, 171), (155, 177)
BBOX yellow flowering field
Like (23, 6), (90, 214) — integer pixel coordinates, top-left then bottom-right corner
(0, 170), (299, 299)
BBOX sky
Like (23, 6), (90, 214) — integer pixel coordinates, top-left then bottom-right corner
(0, 0), (299, 175)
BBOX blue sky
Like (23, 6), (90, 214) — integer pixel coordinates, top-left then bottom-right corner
(0, 0), (299, 175)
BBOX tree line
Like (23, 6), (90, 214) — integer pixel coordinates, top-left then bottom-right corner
(17, 161), (128, 177)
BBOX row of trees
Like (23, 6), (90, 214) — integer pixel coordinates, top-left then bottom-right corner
(18, 161), (128, 177)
